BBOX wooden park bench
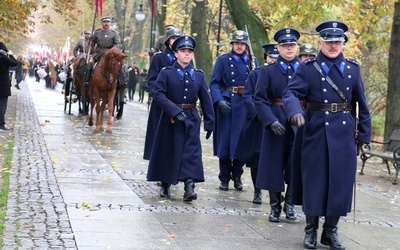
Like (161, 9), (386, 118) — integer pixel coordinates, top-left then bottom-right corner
(359, 129), (400, 185)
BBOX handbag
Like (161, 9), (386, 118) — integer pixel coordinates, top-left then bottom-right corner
(37, 68), (47, 79)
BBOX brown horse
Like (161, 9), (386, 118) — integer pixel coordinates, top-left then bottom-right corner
(72, 55), (89, 115)
(88, 47), (127, 133)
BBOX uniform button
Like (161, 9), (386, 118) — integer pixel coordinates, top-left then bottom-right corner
(348, 75), (352, 78)
(322, 77), (326, 81)
(288, 75), (292, 79)
(325, 122), (329, 126)
(342, 121), (346, 125)
(229, 58), (232, 61)
(185, 72), (188, 75)
(185, 80), (189, 83)
(325, 111), (329, 115)
(346, 87), (350, 90)
(232, 79), (235, 82)
(324, 100), (328, 103)
(231, 93), (234, 97)
(230, 64), (234, 67)
(323, 88), (327, 92)
(183, 96), (187, 99)
(231, 72), (234, 75)
(288, 66), (292, 69)
(347, 65), (350, 69)
(185, 88), (188, 91)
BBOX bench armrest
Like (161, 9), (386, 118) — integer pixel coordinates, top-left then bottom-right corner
(394, 146), (400, 163)
(370, 139), (390, 145)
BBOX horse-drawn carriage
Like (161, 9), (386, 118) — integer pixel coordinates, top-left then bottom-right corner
(63, 48), (128, 133)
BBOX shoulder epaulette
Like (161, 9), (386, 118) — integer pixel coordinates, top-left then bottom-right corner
(346, 58), (359, 66)
(153, 51), (162, 56)
(194, 68), (204, 73)
(161, 66), (172, 71)
(304, 57), (317, 64)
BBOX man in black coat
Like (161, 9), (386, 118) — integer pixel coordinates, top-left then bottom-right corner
(128, 62), (139, 101)
(0, 42), (17, 132)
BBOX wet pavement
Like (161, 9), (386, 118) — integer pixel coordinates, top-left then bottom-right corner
(2, 77), (400, 249)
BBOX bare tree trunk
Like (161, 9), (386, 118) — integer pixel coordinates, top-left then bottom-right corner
(191, 0), (213, 81)
(225, 0), (269, 60)
(385, 1), (400, 141)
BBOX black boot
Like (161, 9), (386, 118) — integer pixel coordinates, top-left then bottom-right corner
(219, 181), (229, 191)
(183, 179), (197, 201)
(84, 62), (93, 87)
(268, 191), (282, 222)
(116, 102), (124, 120)
(231, 175), (243, 191)
(283, 184), (297, 220)
(252, 188), (262, 204)
(304, 216), (319, 249)
(159, 182), (171, 198)
(321, 216), (345, 250)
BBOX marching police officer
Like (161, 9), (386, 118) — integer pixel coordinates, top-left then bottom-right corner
(84, 16), (121, 86)
(209, 30), (258, 191)
(147, 36), (214, 202)
(283, 20), (371, 249)
(298, 43), (318, 62)
(254, 28), (301, 222)
(73, 30), (92, 57)
(234, 43), (278, 204)
(143, 28), (184, 198)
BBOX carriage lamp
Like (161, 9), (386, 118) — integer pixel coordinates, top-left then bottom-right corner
(135, 3), (145, 21)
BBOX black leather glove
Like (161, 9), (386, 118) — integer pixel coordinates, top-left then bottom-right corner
(206, 130), (212, 140)
(356, 141), (364, 156)
(174, 112), (187, 122)
(217, 100), (231, 114)
(290, 113), (305, 127)
(270, 121), (286, 135)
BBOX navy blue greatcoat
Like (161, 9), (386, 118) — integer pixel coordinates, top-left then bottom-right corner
(233, 67), (263, 167)
(209, 51), (253, 158)
(283, 52), (372, 216)
(143, 47), (176, 160)
(146, 62), (214, 184)
(254, 56), (300, 192)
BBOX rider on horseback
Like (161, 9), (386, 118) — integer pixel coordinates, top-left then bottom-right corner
(73, 30), (92, 57)
(84, 16), (121, 87)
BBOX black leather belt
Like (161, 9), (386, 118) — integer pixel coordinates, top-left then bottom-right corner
(175, 103), (196, 109)
(306, 103), (352, 112)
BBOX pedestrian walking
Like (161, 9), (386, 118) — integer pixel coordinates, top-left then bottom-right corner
(14, 55), (24, 90)
(143, 28), (183, 161)
(138, 68), (148, 103)
(128, 62), (139, 101)
(0, 42), (17, 132)
(254, 28), (301, 223)
(283, 20), (372, 249)
(234, 43), (278, 204)
(147, 36), (214, 201)
(209, 30), (258, 191)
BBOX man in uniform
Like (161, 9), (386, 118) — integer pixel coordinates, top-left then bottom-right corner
(283, 21), (371, 249)
(234, 43), (278, 204)
(209, 30), (257, 191)
(153, 24), (175, 53)
(73, 30), (92, 57)
(147, 35), (214, 202)
(254, 28), (301, 223)
(298, 43), (318, 63)
(84, 16), (121, 86)
(143, 28), (183, 198)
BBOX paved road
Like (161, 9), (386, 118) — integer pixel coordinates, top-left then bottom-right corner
(2, 77), (400, 249)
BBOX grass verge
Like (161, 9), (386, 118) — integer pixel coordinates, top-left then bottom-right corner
(0, 139), (14, 246)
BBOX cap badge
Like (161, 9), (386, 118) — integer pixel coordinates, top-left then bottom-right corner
(236, 30), (244, 39)
(333, 22), (337, 28)
(286, 29), (290, 33)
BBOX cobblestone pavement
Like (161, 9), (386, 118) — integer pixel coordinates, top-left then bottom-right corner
(2, 78), (400, 249)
